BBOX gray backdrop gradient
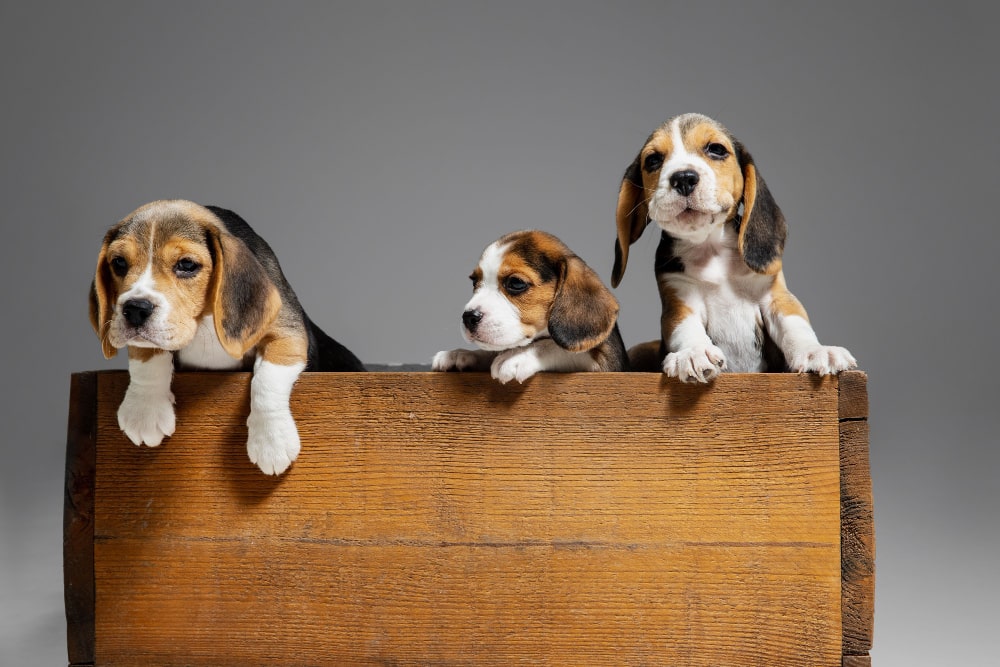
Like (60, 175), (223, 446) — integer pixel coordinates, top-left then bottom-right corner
(2, 2), (998, 664)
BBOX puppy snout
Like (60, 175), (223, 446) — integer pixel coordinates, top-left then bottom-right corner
(462, 309), (484, 333)
(669, 170), (700, 197)
(122, 299), (155, 327)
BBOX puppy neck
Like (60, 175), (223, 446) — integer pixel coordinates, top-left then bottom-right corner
(175, 315), (250, 370)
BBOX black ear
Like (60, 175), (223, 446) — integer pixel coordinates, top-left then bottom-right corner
(735, 141), (786, 275)
(549, 255), (620, 352)
(612, 154), (650, 287)
(207, 227), (283, 359)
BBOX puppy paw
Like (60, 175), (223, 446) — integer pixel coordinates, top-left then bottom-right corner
(117, 386), (176, 446)
(246, 410), (301, 476)
(790, 345), (857, 375)
(491, 348), (542, 384)
(663, 344), (727, 383)
(432, 348), (491, 372)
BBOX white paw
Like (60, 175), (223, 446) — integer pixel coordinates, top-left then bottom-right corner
(246, 410), (301, 475)
(790, 345), (857, 375)
(432, 348), (486, 372)
(491, 348), (542, 384)
(117, 385), (176, 446)
(663, 344), (727, 383)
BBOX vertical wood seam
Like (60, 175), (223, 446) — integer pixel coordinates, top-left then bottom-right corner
(838, 371), (873, 663)
(64, 372), (97, 667)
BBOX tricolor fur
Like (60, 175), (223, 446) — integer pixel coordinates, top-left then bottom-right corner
(613, 113), (855, 382)
(433, 230), (627, 383)
(90, 199), (364, 474)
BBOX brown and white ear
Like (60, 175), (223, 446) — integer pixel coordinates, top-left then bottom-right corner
(90, 231), (119, 359)
(735, 141), (787, 275)
(549, 255), (620, 352)
(207, 228), (282, 359)
(612, 154), (650, 287)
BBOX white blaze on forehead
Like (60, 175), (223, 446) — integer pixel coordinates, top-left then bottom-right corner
(462, 240), (531, 350)
(478, 240), (508, 287)
(117, 219), (169, 314)
(657, 117), (717, 195)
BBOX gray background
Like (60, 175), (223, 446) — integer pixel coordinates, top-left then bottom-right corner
(2, 1), (997, 664)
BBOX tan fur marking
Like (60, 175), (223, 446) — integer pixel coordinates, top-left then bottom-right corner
(659, 283), (694, 343)
(498, 252), (558, 335)
(738, 162), (758, 260)
(769, 273), (809, 320)
(258, 334), (308, 367)
(683, 121), (743, 217)
(127, 346), (168, 363)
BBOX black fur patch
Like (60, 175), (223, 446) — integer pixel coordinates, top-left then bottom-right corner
(654, 231), (684, 274)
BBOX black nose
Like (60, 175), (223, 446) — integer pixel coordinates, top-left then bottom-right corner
(669, 170), (700, 197)
(122, 299), (155, 327)
(462, 309), (484, 332)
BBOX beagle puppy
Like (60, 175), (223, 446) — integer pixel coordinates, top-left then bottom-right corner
(432, 230), (628, 383)
(613, 113), (856, 382)
(90, 199), (364, 475)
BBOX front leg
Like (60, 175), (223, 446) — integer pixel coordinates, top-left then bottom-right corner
(246, 340), (307, 475)
(662, 313), (726, 384)
(491, 338), (599, 384)
(765, 280), (857, 375)
(118, 347), (176, 446)
(431, 348), (496, 372)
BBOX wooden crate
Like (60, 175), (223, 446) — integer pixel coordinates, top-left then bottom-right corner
(64, 370), (873, 666)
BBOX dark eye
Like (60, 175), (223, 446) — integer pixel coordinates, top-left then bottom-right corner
(705, 143), (729, 160)
(504, 276), (529, 295)
(174, 258), (201, 277)
(643, 151), (664, 173)
(109, 256), (128, 277)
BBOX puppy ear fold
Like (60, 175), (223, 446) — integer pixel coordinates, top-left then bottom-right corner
(612, 154), (650, 287)
(736, 141), (787, 275)
(207, 228), (282, 359)
(90, 232), (119, 359)
(549, 255), (620, 353)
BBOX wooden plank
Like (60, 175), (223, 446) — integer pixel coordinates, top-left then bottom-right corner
(840, 417), (874, 658)
(843, 656), (872, 667)
(87, 371), (843, 666)
(838, 370), (868, 420)
(838, 371), (873, 661)
(64, 372), (97, 666)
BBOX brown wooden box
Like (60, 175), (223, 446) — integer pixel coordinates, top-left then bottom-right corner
(64, 370), (873, 666)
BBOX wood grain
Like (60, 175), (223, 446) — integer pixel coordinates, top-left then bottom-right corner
(71, 371), (858, 666)
(839, 372), (874, 661)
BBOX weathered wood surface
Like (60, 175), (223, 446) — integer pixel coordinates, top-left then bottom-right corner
(839, 372), (874, 661)
(65, 370), (871, 666)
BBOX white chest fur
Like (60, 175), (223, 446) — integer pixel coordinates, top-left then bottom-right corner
(175, 316), (250, 370)
(671, 228), (771, 373)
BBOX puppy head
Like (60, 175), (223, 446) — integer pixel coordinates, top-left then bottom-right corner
(612, 113), (786, 285)
(461, 230), (619, 353)
(90, 200), (281, 359)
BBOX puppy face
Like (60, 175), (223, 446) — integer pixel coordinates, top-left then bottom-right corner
(613, 113), (787, 285)
(463, 233), (558, 350)
(638, 113), (742, 242)
(461, 231), (618, 353)
(91, 200), (282, 360)
(93, 201), (216, 353)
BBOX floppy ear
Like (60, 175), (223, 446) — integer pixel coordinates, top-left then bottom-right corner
(549, 255), (620, 353)
(207, 228), (283, 359)
(735, 141), (786, 275)
(612, 154), (650, 287)
(89, 231), (119, 359)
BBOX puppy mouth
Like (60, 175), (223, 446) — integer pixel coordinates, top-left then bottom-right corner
(111, 322), (185, 350)
(462, 324), (534, 351)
